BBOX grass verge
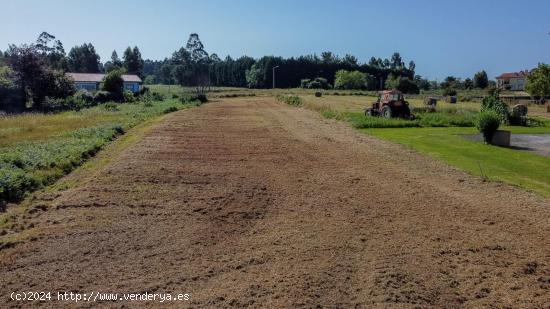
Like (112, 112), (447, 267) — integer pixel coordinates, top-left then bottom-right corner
(0, 99), (192, 206)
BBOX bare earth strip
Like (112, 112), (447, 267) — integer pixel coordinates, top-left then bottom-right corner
(1, 97), (549, 308)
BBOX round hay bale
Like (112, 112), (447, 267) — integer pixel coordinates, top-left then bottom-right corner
(445, 96), (457, 104)
(512, 104), (528, 117)
(424, 97), (437, 106)
(315, 91), (322, 97)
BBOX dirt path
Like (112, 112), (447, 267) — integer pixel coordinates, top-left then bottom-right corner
(1, 97), (549, 308)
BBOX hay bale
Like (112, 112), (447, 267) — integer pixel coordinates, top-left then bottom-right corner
(512, 104), (528, 117)
(315, 91), (322, 97)
(445, 96), (457, 104)
(424, 97), (437, 107)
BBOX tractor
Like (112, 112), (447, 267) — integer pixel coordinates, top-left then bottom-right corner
(364, 90), (413, 119)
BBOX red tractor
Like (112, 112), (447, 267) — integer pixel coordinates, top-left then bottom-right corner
(364, 90), (413, 119)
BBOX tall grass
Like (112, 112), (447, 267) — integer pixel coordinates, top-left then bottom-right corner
(0, 99), (191, 206)
(276, 94), (302, 106)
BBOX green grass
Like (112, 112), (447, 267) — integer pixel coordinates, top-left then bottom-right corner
(0, 99), (192, 206)
(363, 126), (550, 197)
(323, 110), (477, 129)
(298, 93), (550, 197)
(276, 94), (303, 106)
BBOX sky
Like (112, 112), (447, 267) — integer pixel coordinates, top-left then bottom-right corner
(2, 0), (550, 80)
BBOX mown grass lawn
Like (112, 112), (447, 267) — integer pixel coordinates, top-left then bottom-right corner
(363, 126), (550, 197)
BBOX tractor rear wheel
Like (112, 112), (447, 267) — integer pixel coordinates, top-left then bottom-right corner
(382, 106), (392, 118)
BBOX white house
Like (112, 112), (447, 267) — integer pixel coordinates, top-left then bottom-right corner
(495, 71), (529, 91)
(66, 73), (142, 93)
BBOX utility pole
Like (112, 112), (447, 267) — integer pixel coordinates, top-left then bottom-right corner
(272, 66), (280, 89)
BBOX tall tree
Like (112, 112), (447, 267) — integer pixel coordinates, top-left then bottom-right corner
(408, 61), (416, 74)
(391, 52), (404, 69)
(525, 63), (550, 98)
(67, 43), (101, 73)
(473, 70), (489, 89)
(6, 44), (74, 109)
(35, 32), (66, 70)
(321, 51), (338, 64)
(111, 51), (122, 67)
(123, 46), (144, 77)
(342, 54), (358, 66)
(104, 50), (123, 73)
(186, 33), (209, 63)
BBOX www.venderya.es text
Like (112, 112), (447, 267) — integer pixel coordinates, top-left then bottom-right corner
(10, 291), (190, 303)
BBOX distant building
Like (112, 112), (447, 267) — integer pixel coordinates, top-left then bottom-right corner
(495, 71), (529, 91)
(66, 73), (142, 93)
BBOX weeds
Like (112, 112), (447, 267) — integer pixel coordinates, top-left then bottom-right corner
(0, 99), (190, 206)
(276, 94), (302, 106)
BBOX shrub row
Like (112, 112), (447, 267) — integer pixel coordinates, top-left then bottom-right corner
(216, 93), (256, 98)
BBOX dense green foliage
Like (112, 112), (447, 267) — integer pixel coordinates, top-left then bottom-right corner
(473, 70), (489, 89)
(67, 43), (101, 73)
(0, 99), (191, 206)
(334, 70), (367, 90)
(480, 90), (510, 124)
(102, 70), (124, 100)
(4, 43), (75, 111)
(122, 46), (144, 77)
(300, 77), (330, 89)
(525, 63), (550, 98)
(143, 43), (416, 89)
(276, 94), (302, 106)
(476, 111), (501, 143)
(384, 74), (419, 94)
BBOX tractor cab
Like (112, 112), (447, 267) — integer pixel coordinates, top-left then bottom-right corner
(365, 90), (413, 119)
(380, 90), (404, 104)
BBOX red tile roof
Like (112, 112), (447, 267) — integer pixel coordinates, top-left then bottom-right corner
(66, 73), (142, 83)
(495, 71), (529, 80)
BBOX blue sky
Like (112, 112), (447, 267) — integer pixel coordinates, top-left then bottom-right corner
(2, 0), (549, 80)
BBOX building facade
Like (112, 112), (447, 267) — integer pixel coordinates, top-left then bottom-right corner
(495, 71), (529, 91)
(66, 73), (142, 93)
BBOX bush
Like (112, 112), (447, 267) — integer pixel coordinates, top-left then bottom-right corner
(123, 90), (136, 103)
(481, 90), (509, 124)
(276, 94), (302, 106)
(300, 77), (330, 89)
(150, 92), (165, 101)
(300, 79), (311, 88)
(102, 69), (124, 101)
(0, 164), (38, 204)
(143, 75), (156, 85)
(476, 111), (501, 144)
(93, 91), (111, 103)
(334, 70), (367, 90)
(443, 88), (457, 96)
(103, 103), (119, 111)
(172, 94), (179, 99)
(74, 90), (94, 105)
